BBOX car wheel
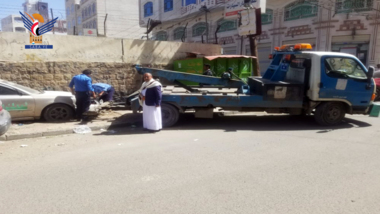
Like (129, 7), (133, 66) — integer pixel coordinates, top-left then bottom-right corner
(314, 102), (346, 126)
(43, 104), (74, 122)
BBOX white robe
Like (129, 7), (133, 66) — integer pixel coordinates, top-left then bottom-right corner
(142, 89), (162, 131)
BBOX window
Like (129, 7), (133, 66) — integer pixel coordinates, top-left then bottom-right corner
(14, 17), (23, 23)
(82, 10), (85, 20)
(68, 22), (71, 29)
(93, 20), (96, 29)
(144, 2), (153, 17)
(72, 19), (75, 27)
(324, 57), (367, 80)
(15, 27), (26, 33)
(164, 0), (173, 12)
(217, 19), (237, 32)
(0, 86), (19, 95)
(84, 8), (87, 18)
(335, 0), (373, 13)
(173, 27), (186, 40)
(185, 0), (196, 6)
(88, 7), (92, 16)
(78, 16), (81, 25)
(155, 31), (167, 41)
(261, 9), (273, 25)
(67, 7), (70, 16)
(223, 47), (237, 55)
(192, 22), (207, 37)
(71, 4), (74, 13)
(92, 3), (96, 13)
(284, 0), (318, 21)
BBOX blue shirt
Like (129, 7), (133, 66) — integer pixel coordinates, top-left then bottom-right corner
(69, 74), (94, 92)
(92, 83), (112, 93)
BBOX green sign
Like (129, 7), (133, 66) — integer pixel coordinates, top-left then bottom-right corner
(2, 102), (28, 111)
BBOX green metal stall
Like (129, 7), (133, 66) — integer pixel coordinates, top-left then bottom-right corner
(173, 55), (256, 85)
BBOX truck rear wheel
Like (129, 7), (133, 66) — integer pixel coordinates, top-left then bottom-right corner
(161, 103), (179, 127)
(376, 88), (380, 101)
(314, 102), (346, 126)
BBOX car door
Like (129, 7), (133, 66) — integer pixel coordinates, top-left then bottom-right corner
(319, 56), (373, 112)
(0, 85), (35, 119)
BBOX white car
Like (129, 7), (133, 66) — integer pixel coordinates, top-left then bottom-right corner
(0, 100), (11, 135)
(0, 79), (99, 122)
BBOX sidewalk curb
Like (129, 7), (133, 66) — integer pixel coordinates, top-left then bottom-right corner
(2, 121), (134, 141)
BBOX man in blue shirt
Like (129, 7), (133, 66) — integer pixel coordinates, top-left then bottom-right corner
(92, 83), (115, 102)
(69, 69), (96, 121)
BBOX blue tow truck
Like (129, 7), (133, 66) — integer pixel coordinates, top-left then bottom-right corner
(127, 43), (378, 127)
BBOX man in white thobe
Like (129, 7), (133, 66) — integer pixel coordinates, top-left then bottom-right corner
(138, 73), (163, 132)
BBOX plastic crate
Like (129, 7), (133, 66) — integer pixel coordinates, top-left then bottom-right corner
(369, 103), (380, 117)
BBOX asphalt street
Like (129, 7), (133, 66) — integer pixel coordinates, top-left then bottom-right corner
(0, 114), (380, 214)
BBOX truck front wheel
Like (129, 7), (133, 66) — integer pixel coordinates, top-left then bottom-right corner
(314, 102), (346, 126)
(161, 103), (179, 127)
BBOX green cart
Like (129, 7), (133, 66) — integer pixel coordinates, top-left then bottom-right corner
(173, 55), (257, 85)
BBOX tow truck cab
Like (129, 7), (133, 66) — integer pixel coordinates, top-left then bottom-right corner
(256, 43), (376, 125)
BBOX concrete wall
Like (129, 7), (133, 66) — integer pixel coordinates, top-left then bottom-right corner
(0, 32), (221, 99)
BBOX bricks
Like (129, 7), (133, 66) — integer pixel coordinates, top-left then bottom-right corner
(1, 62), (140, 95)
(54, 74), (64, 81)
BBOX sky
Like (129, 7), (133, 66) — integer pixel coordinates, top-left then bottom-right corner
(0, 0), (66, 30)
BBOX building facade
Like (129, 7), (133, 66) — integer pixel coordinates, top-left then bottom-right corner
(138, 0), (380, 73)
(65, 0), (145, 39)
(23, 0), (50, 22)
(1, 15), (27, 33)
(20, 0), (67, 35)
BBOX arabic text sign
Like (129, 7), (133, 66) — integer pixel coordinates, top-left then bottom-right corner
(181, 1), (218, 16)
(238, 9), (257, 36)
(224, 0), (266, 19)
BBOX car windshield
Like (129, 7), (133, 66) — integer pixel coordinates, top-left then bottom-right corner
(2, 81), (42, 94)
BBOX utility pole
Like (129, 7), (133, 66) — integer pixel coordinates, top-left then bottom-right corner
(104, 13), (108, 37)
(249, 35), (260, 75)
(248, 8), (262, 76)
(50, 8), (55, 34)
(200, 6), (210, 43)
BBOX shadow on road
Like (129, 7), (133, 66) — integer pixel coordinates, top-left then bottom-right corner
(94, 113), (372, 136)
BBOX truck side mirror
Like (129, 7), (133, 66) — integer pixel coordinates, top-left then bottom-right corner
(368, 66), (375, 81)
(366, 66), (375, 90)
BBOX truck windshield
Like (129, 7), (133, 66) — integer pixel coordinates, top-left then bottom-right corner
(325, 58), (367, 80)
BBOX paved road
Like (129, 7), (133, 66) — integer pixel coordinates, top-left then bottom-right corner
(1, 114), (380, 214)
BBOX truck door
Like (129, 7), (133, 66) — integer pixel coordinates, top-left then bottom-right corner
(320, 56), (373, 112)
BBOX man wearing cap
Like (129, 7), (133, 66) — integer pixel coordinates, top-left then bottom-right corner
(221, 68), (234, 80)
(203, 64), (214, 76)
(92, 83), (115, 102)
